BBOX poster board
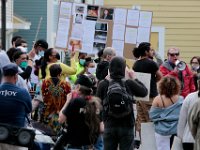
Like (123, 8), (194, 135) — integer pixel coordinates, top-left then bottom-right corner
(134, 72), (151, 101)
(55, 1), (152, 59)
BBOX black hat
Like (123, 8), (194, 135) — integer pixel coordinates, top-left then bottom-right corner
(3, 63), (18, 76)
(75, 74), (93, 88)
(35, 39), (48, 49)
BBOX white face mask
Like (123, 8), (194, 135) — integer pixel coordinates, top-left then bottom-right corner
(17, 46), (28, 53)
(192, 65), (200, 71)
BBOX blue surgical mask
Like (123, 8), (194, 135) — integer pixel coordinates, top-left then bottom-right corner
(79, 59), (86, 66)
(39, 51), (44, 57)
(19, 61), (28, 69)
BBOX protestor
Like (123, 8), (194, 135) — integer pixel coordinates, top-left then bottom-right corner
(96, 47), (116, 82)
(149, 76), (183, 150)
(36, 64), (71, 136)
(7, 47), (19, 62)
(69, 52), (87, 83)
(15, 38), (28, 53)
(11, 35), (22, 48)
(30, 39), (48, 92)
(39, 48), (76, 81)
(0, 63), (32, 150)
(189, 56), (200, 91)
(132, 42), (162, 138)
(159, 47), (195, 98)
(58, 74), (102, 150)
(188, 80), (200, 150)
(0, 49), (28, 90)
(177, 89), (199, 149)
(96, 56), (148, 150)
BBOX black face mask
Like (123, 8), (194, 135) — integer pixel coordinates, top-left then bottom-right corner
(55, 53), (60, 60)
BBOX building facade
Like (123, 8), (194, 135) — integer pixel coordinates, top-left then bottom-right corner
(105, 0), (200, 63)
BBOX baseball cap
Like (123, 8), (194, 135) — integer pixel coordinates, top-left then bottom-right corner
(3, 63), (18, 76)
(35, 39), (48, 49)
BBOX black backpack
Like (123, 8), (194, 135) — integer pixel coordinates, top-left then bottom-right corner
(103, 79), (134, 119)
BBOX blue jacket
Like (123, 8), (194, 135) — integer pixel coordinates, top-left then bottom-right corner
(149, 96), (183, 136)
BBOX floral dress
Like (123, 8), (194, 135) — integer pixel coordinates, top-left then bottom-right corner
(41, 78), (71, 135)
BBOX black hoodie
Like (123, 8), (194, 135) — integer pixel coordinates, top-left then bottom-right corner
(109, 56), (126, 79)
(96, 60), (109, 81)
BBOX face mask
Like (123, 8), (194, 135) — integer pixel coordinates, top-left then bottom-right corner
(55, 53), (60, 60)
(19, 61), (28, 69)
(39, 51), (44, 57)
(192, 65), (199, 71)
(79, 59), (86, 66)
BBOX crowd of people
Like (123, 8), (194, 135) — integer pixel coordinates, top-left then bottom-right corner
(0, 36), (200, 150)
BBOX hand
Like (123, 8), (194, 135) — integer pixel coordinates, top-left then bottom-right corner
(125, 68), (136, 80)
(58, 111), (66, 123)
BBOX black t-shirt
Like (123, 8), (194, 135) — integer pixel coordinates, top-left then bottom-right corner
(62, 97), (91, 146)
(96, 79), (148, 128)
(133, 58), (159, 98)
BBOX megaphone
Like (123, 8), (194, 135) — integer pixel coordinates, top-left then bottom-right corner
(175, 60), (186, 71)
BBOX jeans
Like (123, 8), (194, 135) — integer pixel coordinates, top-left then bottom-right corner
(103, 127), (134, 150)
(94, 134), (103, 150)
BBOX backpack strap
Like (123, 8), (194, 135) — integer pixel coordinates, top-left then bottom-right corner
(121, 78), (135, 103)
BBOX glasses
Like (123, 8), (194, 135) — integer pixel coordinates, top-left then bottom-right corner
(168, 53), (179, 57)
(191, 62), (199, 64)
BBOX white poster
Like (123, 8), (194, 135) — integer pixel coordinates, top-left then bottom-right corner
(112, 24), (125, 40)
(55, 18), (70, 48)
(71, 24), (84, 39)
(134, 72), (151, 101)
(60, 2), (72, 18)
(125, 27), (137, 44)
(112, 40), (124, 56)
(114, 8), (127, 24)
(139, 11), (153, 27)
(127, 9), (139, 26)
(137, 27), (150, 43)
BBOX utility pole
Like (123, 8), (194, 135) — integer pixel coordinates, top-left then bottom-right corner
(1, 0), (6, 50)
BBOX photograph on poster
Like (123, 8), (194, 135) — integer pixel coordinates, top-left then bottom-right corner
(74, 13), (83, 24)
(93, 42), (106, 53)
(75, 5), (85, 13)
(100, 8), (114, 20)
(94, 31), (107, 43)
(95, 22), (108, 31)
(86, 5), (99, 20)
(69, 38), (82, 50)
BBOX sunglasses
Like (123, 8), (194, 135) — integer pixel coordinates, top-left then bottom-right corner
(168, 53), (179, 57)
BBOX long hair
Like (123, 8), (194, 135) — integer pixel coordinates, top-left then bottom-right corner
(84, 96), (102, 144)
(41, 48), (53, 79)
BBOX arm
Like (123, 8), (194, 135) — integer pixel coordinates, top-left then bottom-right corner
(60, 57), (77, 75)
(156, 70), (162, 82)
(177, 99), (189, 139)
(58, 93), (72, 123)
(22, 89), (32, 113)
(188, 100), (200, 138)
(159, 65), (179, 77)
(19, 66), (32, 79)
(126, 79), (148, 97)
(154, 51), (163, 67)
